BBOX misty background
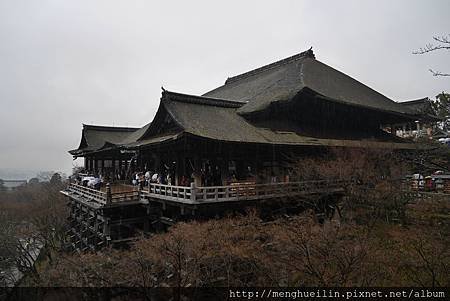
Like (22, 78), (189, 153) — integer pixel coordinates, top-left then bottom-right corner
(0, 0), (449, 179)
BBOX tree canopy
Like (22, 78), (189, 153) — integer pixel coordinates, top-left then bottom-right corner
(431, 92), (450, 130)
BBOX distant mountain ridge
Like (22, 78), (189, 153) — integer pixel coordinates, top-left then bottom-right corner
(0, 168), (41, 181)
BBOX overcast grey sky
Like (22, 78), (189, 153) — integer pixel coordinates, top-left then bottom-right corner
(0, 0), (449, 176)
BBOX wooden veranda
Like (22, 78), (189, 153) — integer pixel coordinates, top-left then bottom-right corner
(63, 180), (347, 206)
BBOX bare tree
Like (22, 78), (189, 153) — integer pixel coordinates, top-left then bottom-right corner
(0, 212), (42, 286)
(413, 34), (450, 76)
(0, 179), (68, 286)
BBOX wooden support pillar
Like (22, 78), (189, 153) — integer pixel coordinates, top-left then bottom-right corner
(138, 149), (143, 170)
(103, 218), (111, 242)
(192, 151), (202, 186)
(143, 219), (150, 232)
(190, 182), (197, 202)
(106, 183), (112, 205)
(175, 151), (181, 186)
(254, 145), (259, 183)
(223, 143), (231, 185)
(182, 155), (186, 180)
(271, 144), (276, 177)
(94, 215), (99, 233)
(154, 153), (161, 173)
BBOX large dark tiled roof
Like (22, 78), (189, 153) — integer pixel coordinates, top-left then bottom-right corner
(203, 49), (416, 116)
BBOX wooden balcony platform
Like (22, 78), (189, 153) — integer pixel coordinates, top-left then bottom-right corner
(62, 180), (347, 208)
(61, 183), (140, 208)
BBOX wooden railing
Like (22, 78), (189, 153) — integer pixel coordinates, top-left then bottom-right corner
(148, 183), (194, 201)
(68, 183), (107, 204)
(142, 180), (347, 204)
(67, 180), (348, 206)
(67, 183), (139, 205)
(110, 190), (140, 203)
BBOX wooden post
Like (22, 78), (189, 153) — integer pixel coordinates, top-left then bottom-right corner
(175, 151), (180, 186)
(190, 182), (196, 202)
(94, 215), (99, 232)
(103, 218), (111, 245)
(139, 149), (144, 171)
(112, 158), (116, 176)
(106, 183), (112, 205)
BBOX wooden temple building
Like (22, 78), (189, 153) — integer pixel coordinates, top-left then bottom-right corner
(396, 98), (441, 139)
(62, 49), (437, 251)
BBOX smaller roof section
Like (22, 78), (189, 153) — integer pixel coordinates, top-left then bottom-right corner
(69, 124), (139, 157)
(398, 98), (441, 121)
(157, 90), (418, 150)
(399, 98), (432, 114)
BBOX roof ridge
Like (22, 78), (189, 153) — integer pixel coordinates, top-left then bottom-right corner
(82, 124), (139, 132)
(225, 48), (315, 85)
(399, 98), (430, 105)
(163, 90), (245, 108)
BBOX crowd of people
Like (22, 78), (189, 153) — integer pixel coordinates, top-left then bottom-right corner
(130, 171), (173, 189)
(73, 161), (287, 190)
(74, 174), (103, 190)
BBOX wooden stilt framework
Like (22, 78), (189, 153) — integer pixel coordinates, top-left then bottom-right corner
(63, 184), (159, 252)
(62, 178), (347, 251)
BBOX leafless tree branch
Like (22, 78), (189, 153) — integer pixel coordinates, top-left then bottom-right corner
(413, 35), (450, 54)
(433, 35), (450, 44)
(413, 35), (449, 77)
(429, 69), (450, 77)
